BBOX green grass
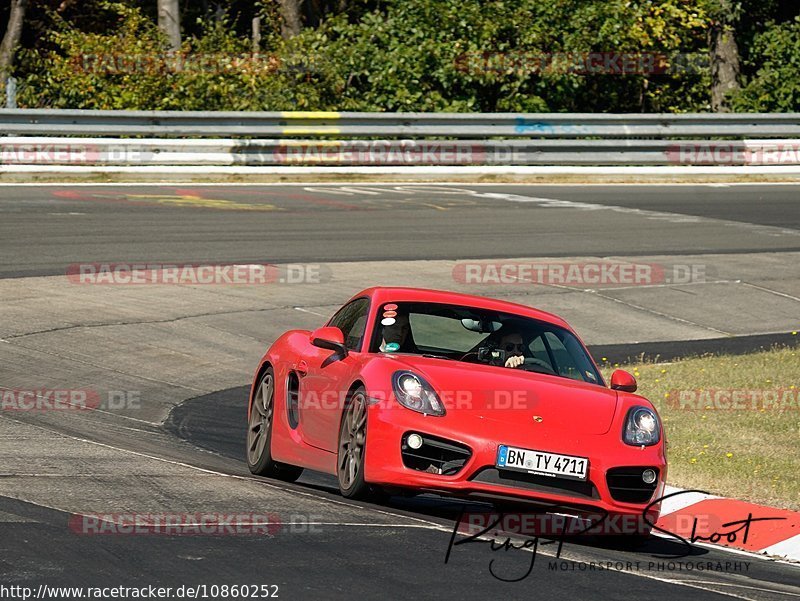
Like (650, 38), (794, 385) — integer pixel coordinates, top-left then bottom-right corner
(600, 345), (800, 510)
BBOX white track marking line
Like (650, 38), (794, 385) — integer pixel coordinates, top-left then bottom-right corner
(674, 582), (800, 597)
(763, 535), (800, 561)
(596, 279), (740, 292)
(739, 282), (800, 303)
(5, 165), (800, 175)
(333, 186), (382, 195)
(294, 306), (329, 317)
(0, 385), (161, 426)
(650, 531), (788, 560)
(471, 190), (800, 235)
(346, 186), (409, 194)
(301, 186), (356, 195)
(65, 515), (435, 530)
(589, 290), (732, 336)
(0, 413), (442, 529)
(659, 486), (721, 514)
(390, 185), (480, 195)
(258, 522), (435, 528)
(0, 181), (799, 187)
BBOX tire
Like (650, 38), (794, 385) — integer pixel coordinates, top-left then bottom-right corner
(336, 387), (372, 500)
(246, 367), (303, 482)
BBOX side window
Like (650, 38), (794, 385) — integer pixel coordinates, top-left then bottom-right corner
(543, 331), (592, 382)
(328, 298), (370, 351)
(529, 335), (556, 371)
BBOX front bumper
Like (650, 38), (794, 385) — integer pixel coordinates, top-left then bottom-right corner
(364, 401), (667, 527)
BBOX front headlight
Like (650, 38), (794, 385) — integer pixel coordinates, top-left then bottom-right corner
(623, 406), (660, 446)
(392, 371), (445, 416)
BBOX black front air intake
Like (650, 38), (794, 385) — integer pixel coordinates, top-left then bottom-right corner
(606, 467), (659, 503)
(400, 433), (472, 476)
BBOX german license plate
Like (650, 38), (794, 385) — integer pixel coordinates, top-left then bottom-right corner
(496, 445), (588, 481)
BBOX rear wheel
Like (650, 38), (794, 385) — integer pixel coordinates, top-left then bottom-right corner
(247, 368), (303, 482)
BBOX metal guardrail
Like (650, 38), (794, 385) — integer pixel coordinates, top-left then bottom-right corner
(0, 110), (799, 167)
(2, 136), (799, 166)
(1, 109), (800, 138)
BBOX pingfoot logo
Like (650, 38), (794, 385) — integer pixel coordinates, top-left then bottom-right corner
(457, 511), (656, 537)
(66, 263), (329, 285)
(667, 143), (800, 165)
(0, 389), (142, 411)
(453, 261), (706, 287)
(273, 141), (487, 165)
(0, 143), (153, 164)
(68, 513), (283, 536)
(666, 388), (799, 411)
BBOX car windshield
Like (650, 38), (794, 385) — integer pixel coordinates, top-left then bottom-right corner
(370, 301), (603, 385)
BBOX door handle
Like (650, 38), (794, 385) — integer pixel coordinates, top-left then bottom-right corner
(295, 360), (308, 377)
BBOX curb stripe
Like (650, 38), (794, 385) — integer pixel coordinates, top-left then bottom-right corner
(659, 485), (720, 514)
(761, 534), (800, 559)
(657, 488), (800, 560)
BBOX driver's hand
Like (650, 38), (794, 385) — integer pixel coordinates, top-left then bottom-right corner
(505, 355), (524, 368)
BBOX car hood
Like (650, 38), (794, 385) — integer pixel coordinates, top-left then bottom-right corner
(384, 354), (618, 435)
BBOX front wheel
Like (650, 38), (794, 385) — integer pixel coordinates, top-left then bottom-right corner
(247, 368), (303, 482)
(337, 387), (372, 499)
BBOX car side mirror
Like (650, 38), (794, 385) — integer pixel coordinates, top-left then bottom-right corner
(310, 326), (348, 363)
(610, 369), (637, 393)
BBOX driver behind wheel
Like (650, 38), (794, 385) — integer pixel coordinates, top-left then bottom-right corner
(498, 331), (527, 369)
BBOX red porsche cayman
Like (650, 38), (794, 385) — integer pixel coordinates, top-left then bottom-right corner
(247, 287), (667, 536)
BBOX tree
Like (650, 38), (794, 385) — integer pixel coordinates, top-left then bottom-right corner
(0, 0), (28, 92)
(709, 0), (741, 111)
(157, 0), (181, 50)
(731, 15), (800, 111)
(278, 0), (303, 38)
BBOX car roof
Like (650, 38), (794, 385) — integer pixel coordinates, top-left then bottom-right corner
(349, 286), (571, 330)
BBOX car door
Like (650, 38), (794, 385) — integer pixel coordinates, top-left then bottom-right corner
(298, 298), (370, 452)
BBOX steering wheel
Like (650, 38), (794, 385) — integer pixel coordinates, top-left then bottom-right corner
(520, 357), (557, 374)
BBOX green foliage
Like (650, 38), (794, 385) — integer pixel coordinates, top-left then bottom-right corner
(10, 0), (798, 112)
(20, 4), (172, 109)
(17, 2), (306, 110)
(286, 0), (713, 112)
(730, 16), (800, 111)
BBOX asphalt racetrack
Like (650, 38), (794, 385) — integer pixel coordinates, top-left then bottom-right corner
(1, 183), (798, 600)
